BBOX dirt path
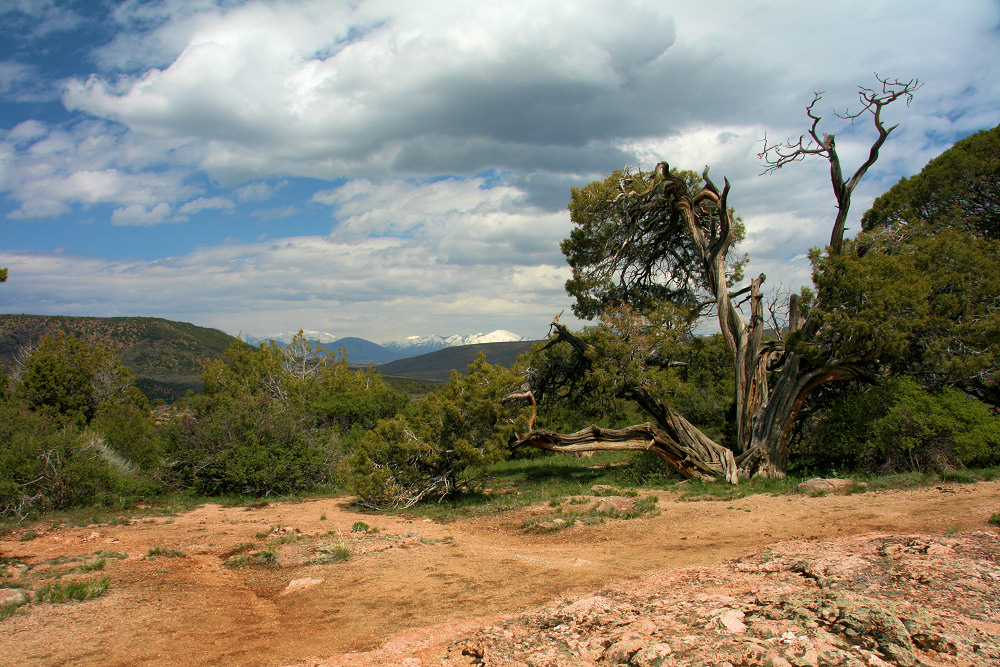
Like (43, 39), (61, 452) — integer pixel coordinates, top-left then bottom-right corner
(1, 480), (998, 666)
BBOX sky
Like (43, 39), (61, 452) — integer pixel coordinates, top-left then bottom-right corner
(1, 0), (998, 343)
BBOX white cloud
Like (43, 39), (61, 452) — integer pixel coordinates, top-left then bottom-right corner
(111, 202), (172, 226)
(2, 0), (999, 337)
(178, 195), (234, 215)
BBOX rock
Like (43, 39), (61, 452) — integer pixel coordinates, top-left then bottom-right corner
(630, 643), (673, 666)
(280, 578), (324, 596)
(715, 609), (747, 634)
(795, 478), (859, 494)
(603, 638), (647, 664)
(595, 497), (639, 514)
(1, 589), (27, 607)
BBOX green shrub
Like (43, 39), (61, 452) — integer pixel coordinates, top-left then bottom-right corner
(0, 399), (126, 517)
(34, 576), (110, 604)
(162, 395), (330, 496)
(793, 376), (1000, 474)
(224, 548), (278, 568)
(343, 355), (531, 509)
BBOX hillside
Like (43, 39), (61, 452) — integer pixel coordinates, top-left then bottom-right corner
(377, 340), (539, 381)
(0, 314), (238, 401)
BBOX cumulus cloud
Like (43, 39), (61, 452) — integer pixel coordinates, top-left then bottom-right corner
(111, 202), (172, 226)
(178, 195), (235, 216)
(1, 0), (998, 336)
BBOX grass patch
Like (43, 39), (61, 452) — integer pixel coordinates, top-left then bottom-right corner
(79, 557), (106, 572)
(941, 470), (977, 484)
(989, 513), (1000, 526)
(224, 548), (278, 568)
(308, 543), (351, 564)
(19, 530), (39, 542)
(269, 531), (302, 545)
(522, 494), (660, 532)
(351, 521), (375, 534)
(944, 524), (963, 536)
(146, 547), (185, 559)
(678, 475), (802, 501)
(34, 576), (110, 604)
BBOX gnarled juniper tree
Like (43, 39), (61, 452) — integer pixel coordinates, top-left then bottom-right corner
(512, 77), (924, 481)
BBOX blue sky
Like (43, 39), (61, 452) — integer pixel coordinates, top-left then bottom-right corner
(1, 0), (998, 342)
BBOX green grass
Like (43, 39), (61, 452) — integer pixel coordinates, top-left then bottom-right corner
(521, 494), (660, 532)
(146, 547), (185, 559)
(307, 543), (351, 564)
(19, 530), (39, 542)
(223, 548), (278, 568)
(34, 576), (111, 604)
(944, 524), (963, 536)
(989, 513), (1000, 526)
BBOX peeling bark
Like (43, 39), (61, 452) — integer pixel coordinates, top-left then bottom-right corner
(524, 77), (919, 483)
(513, 423), (737, 484)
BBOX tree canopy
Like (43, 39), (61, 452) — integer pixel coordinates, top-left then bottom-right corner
(862, 123), (1000, 239)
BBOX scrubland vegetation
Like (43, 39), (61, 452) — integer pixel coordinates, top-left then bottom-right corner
(2, 111), (998, 525)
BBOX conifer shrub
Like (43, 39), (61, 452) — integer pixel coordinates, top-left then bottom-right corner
(343, 354), (531, 509)
(793, 376), (1000, 474)
(0, 399), (125, 517)
(161, 395), (329, 496)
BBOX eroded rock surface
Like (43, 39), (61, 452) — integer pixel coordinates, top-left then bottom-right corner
(439, 532), (1000, 667)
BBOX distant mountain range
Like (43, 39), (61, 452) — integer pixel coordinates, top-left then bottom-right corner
(244, 329), (529, 364)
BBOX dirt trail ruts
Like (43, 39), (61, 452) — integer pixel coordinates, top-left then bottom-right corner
(1, 480), (998, 666)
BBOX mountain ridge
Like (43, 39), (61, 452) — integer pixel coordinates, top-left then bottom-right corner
(244, 328), (529, 363)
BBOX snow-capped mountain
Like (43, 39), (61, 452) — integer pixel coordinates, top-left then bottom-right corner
(243, 329), (340, 345)
(240, 328), (528, 362)
(383, 330), (526, 357)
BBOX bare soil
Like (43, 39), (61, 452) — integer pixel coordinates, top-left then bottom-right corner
(1, 480), (998, 666)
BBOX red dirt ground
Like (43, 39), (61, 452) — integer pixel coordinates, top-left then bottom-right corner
(1, 480), (998, 666)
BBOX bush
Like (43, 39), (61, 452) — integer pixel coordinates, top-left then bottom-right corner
(161, 395), (330, 496)
(793, 376), (1000, 474)
(343, 354), (531, 509)
(0, 399), (126, 517)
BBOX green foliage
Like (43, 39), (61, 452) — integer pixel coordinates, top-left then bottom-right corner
(344, 354), (531, 509)
(18, 334), (147, 428)
(563, 167), (745, 319)
(809, 219), (1000, 405)
(0, 399), (126, 517)
(34, 576), (110, 604)
(91, 401), (162, 475)
(527, 305), (734, 441)
(161, 394), (330, 496)
(793, 376), (1000, 474)
(161, 332), (409, 498)
(862, 123), (1000, 239)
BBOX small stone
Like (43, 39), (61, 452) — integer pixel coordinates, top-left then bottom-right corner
(631, 643), (673, 666)
(716, 609), (747, 634)
(280, 578), (324, 596)
(603, 638), (647, 665)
